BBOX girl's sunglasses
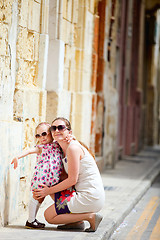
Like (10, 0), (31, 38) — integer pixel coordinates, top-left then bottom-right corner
(35, 131), (48, 138)
(50, 125), (68, 132)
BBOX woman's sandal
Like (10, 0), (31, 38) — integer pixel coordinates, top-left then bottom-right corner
(57, 221), (85, 230)
(85, 214), (103, 232)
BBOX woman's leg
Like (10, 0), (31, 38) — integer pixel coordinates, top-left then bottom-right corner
(50, 193), (55, 201)
(44, 204), (97, 230)
(49, 193), (84, 229)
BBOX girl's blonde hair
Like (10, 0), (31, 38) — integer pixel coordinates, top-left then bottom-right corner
(35, 122), (51, 132)
(52, 117), (95, 159)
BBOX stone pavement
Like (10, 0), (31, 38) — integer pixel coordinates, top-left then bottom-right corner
(0, 146), (160, 240)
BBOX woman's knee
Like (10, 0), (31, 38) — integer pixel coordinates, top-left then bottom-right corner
(44, 208), (50, 222)
(44, 204), (57, 223)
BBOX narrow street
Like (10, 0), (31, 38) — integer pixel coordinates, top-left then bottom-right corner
(109, 174), (160, 240)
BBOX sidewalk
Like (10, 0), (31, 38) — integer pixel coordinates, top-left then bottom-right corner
(0, 146), (160, 240)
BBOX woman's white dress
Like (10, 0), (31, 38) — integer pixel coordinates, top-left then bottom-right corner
(62, 140), (105, 213)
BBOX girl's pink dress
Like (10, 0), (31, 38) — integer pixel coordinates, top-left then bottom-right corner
(31, 142), (63, 190)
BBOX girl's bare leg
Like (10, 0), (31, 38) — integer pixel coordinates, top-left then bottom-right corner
(44, 204), (96, 230)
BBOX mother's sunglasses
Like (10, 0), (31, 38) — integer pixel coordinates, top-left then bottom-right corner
(50, 125), (68, 132)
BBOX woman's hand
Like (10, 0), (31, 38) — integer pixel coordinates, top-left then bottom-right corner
(33, 184), (50, 199)
(11, 157), (18, 169)
(64, 134), (76, 143)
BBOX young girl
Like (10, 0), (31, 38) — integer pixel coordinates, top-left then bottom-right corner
(11, 122), (63, 229)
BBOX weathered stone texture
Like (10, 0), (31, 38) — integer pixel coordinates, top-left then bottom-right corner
(40, 0), (49, 34)
(28, 0), (41, 32)
(104, 87), (118, 164)
(18, 0), (28, 28)
(72, 0), (78, 23)
(37, 34), (49, 88)
(0, 121), (23, 225)
(46, 39), (64, 91)
(16, 59), (38, 87)
(3, 0), (14, 24)
(70, 92), (92, 146)
(16, 28), (40, 61)
(13, 88), (46, 121)
(0, 0), (49, 226)
(17, 28), (34, 60)
(0, 23), (8, 56)
(46, 90), (71, 124)
(0, 56), (13, 120)
(46, 0), (97, 147)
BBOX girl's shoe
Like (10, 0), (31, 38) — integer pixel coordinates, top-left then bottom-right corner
(25, 219), (45, 229)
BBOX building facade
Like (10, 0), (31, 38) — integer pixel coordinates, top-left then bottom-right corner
(0, 0), (159, 226)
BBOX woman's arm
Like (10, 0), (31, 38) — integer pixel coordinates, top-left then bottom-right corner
(33, 144), (82, 198)
(11, 147), (40, 169)
(59, 167), (68, 181)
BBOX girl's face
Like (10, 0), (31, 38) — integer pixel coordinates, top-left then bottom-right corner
(51, 119), (71, 142)
(35, 124), (53, 145)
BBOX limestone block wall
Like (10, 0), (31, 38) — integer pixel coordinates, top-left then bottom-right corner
(0, 0), (49, 226)
(0, 0), (121, 227)
(46, 0), (119, 167)
(46, 0), (99, 147)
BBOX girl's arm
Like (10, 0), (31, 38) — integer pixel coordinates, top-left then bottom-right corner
(33, 144), (82, 198)
(11, 147), (40, 169)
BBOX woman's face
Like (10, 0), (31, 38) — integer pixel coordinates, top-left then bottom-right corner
(51, 119), (71, 142)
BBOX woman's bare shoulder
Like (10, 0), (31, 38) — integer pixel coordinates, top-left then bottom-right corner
(67, 141), (84, 157)
(67, 142), (81, 151)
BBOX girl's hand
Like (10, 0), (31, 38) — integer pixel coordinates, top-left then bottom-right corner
(37, 146), (43, 154)
(11, 157), (18, 169)
(33, 184), (50, 199)
(64, 134), (76, 143)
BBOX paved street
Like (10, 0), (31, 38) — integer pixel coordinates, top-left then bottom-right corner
(0, 146), (160, 240)
(109, 174), (160, 240)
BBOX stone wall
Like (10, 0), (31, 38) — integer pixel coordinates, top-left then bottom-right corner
(0, 0), (49, 226)
(0, 0), (120, 226)
(45, 0), (120, 168)
(46, 0), (98, 147)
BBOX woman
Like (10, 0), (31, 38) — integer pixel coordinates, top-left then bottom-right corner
(34, 117), (105, 232)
